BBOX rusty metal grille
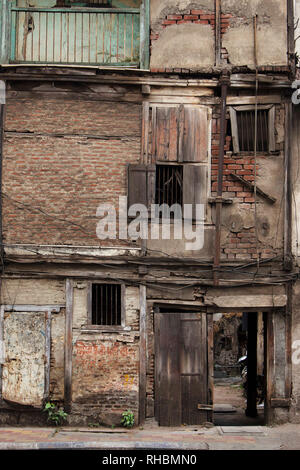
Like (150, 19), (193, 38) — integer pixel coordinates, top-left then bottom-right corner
(237, 110), (269, 152)
(155, 165), (183, 209)
(92, 284), (121, 325)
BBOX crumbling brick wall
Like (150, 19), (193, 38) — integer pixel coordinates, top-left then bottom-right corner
(211, 103), (285, 261)
(3, 97), (142, 246)
(72, 339), (139, 426)
(150, 0), (288, 71)
(150, 9), (233, 71)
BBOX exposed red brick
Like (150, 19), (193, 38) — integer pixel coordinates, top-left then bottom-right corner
(190, 9), (205, 15)
(184, 15), (199, 20)
(167, 14), (183, 20)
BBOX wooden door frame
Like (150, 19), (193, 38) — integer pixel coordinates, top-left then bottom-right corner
(206, 306), (290, 425)
(153, 304), (214, 425)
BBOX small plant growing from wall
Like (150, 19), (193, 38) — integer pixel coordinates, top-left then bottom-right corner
(121, 410), (134, 428)
(43, 402), (68, 427)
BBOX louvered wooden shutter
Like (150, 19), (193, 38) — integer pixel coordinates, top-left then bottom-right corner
(150, 105), (209, 163)
(127, 164), (156, 210)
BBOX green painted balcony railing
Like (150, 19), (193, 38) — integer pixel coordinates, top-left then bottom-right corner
(7, 4), (149, 68)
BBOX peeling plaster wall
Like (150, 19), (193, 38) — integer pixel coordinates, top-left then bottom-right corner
(150, 0), (288, 69)
(151, 1), (215, 69)
(0, 279), (65, 305)
(221, 0), (287, 66)
(151, 23), (215, 69)
(151, 0), (214, 24)
(2, 311), (46, 407)
(0, 278), (66, 408)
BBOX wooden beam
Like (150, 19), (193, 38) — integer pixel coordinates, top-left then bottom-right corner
(207, 313), (214, 423)
(265, 313), (275, 424)
(285, 283), (292, 400)
(227, 95), (282, 105)
(287, 0), (295, 71)
(284, 103), (293, 269)
(0, 0), (10, 63)
(139, 285), (147, 425)
(270, 398), (291, 408)
(246, 312), (258, 417)
(2, 304), (63, 312)
(230, 172), (277, 204)
(0, 305), (4, 400)
(43, 311), (51, 403)
(64, 279), (73, 413)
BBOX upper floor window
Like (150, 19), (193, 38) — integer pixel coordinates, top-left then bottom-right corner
(127, 104), (211, 222)
(155, 165), (183, 209)
(229, 105), (276, 154)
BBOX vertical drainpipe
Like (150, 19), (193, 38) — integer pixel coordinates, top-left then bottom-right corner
(213, 73), (229, 286)
(215, 0), (221, 66)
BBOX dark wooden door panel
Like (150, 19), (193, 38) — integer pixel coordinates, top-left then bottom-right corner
(180, 314), (208, 425)
(155, 312), (211, 426)
(155, 313), (181, 426)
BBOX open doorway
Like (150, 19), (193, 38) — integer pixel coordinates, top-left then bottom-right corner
(213, 311), (266, 426)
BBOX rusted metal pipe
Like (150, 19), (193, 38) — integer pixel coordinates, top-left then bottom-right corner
(215, 0), (221, 66)
(213, 73), (230, 286)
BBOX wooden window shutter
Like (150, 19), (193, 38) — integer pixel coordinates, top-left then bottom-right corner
(183, 165), (208, 219)
(151, 106), (180, 162)
(179, 106), (209, 163)
(127, 164), (156, 209)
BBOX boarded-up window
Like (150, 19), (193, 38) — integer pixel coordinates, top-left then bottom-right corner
(149, 105), (209, 164)
(2, 311), (49, 407)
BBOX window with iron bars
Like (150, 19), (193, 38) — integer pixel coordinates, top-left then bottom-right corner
(155, 165), (183, 215)
(229, 105), (275, 154)
(91, 283), (123, 326)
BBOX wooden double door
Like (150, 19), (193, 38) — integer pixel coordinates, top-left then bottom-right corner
(155, 311), (213, 426)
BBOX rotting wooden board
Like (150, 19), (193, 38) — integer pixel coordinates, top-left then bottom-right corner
(155, 312), (211, 426)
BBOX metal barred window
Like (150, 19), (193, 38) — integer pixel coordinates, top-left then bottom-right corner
(230, 105), (275, 154)
(155, 165), (183, 208)
(236, 109), (269, 153)
(91, 283), (122, 326)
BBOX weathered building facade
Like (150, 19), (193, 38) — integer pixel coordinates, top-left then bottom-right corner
(0, 0), (299, 427)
